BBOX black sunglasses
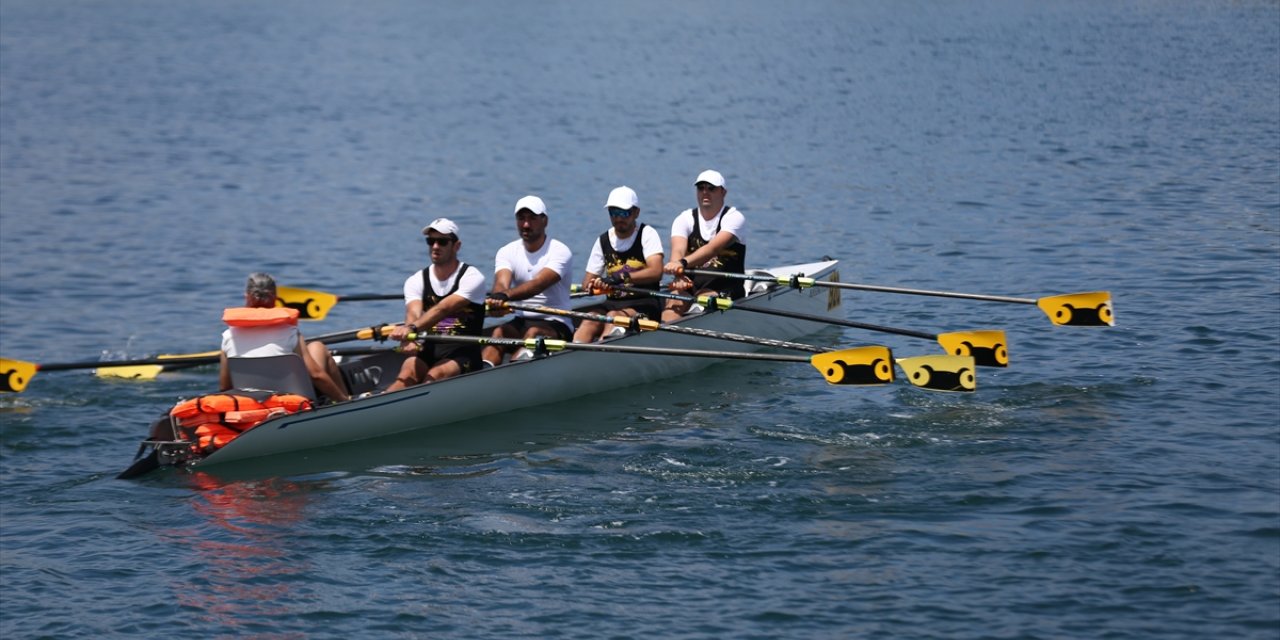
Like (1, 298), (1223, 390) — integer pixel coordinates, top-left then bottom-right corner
(695, 182), (719, 192)
(607, 207), (632, 218)
(425, 236), (456, 247)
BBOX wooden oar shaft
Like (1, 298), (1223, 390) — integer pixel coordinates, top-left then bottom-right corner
(411, 333), (812, 363)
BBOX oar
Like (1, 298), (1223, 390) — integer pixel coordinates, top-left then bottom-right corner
(276, 286), (400, 321)
(0, 347), (393, 393)
(93, 325), (399, 378)
(405, 332), (974, 392)
(611, 283), (1008, 369)
(683, 268), (1114, 327)
(278, 285), (597, 321)
(502, 301), (827, 353)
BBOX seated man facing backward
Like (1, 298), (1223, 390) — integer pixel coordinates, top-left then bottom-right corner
(483, 195), (575, 365)
(573, 185), (665, 343)
(218, 272), (350, 403)
(383, 217), (488, 392)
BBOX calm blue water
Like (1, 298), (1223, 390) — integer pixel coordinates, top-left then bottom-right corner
(2, 1), (1277, 638)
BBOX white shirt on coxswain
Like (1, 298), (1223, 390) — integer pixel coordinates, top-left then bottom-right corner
(222, 324), (299, 358)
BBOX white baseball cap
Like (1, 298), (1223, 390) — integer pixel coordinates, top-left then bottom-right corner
(514, 195), (547, 216)
(421, 217), (460, 237)
(694, 170), (725, 188)
(604, 186), (639, 210)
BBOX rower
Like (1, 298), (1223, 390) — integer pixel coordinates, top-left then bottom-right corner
(573, 186), (665, 343)
(219, 272), (350, 403)
(383, 218), (488, 392)
(482, 195), (575, 365)
(661, 169), (748, 322)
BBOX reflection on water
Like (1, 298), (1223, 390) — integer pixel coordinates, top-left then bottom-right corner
(160, 473), (312, 636)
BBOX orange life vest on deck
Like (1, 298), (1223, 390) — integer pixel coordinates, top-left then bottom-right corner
(222, 306), (300, 327)
(170, 391), (312, 454)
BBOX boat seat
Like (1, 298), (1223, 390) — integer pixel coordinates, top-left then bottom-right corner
(226, 354), (317, 402)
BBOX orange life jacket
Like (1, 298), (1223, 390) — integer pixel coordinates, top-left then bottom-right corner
(222, 306), (300, 328)
(170, 392), (312, 454)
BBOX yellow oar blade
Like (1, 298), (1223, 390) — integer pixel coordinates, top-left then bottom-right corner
(95, 365), (165, 379)
(95, 349), (223, 379)
(159, 350), (220, 359)
(1036, 291), (1114, 327)
(895, 355), (977, 392)
(936, 330), (1009, 367)
(276, 286), (338, 321)
(810, 346), (895, 385)
(0, 358), (37, 393)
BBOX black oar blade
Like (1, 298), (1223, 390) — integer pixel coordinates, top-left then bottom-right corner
(937, 330), (1009, 368)
(895, 355), (977, 393)
(810, 347), (895, 385)
(1037, 292), (1114, 327)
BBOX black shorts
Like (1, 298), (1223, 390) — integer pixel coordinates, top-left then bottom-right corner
(593, 296), (662, 318)
(416, 342), (483, 373)
(504, 316), (573, 340)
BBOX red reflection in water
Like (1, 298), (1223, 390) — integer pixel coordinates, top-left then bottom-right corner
(163, 472), (316, 637)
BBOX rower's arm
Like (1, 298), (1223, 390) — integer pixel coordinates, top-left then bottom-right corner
(504, 268), (561, 301)
(681, 230), (738, 269)
(630, 252), (666, 286)
(664, 236), (689, 274)
(410, 294), (472, 331)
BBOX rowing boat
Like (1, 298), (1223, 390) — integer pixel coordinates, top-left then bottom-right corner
(125, 259), (844, 475)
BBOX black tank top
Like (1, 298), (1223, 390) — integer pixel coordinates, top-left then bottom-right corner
(687, 207), (747, 299)
(420, 263), (485, 336)
(599, 223), (658, 300)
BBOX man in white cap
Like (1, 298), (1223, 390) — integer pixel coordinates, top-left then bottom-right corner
(572, 185), (665, 343)
(661, 169), (747, 322)
(383, 218), (488, 392)
(483, 195), (575, 366)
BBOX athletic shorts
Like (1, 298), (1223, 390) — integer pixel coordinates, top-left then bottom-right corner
(416, 342), (482, 374)
(595, 296), (662, 318)
(504, 316), (573, 341)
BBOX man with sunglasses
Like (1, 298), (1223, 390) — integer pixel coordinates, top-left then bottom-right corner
(383, 218), (488, 392)
(661, 169), (748, 322)
(482, 195), (575, 366)
(572, 186), (665, 343)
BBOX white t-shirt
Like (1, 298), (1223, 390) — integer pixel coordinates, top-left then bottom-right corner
(221, 324), (299, 358)
(670, 206), (746, 245)
(494, 238), (574, 329)
(402, 262), (488, 306)
(584, 224), (665, 276)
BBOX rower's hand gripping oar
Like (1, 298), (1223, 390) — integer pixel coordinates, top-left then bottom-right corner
(682, 268), (1114, 327)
